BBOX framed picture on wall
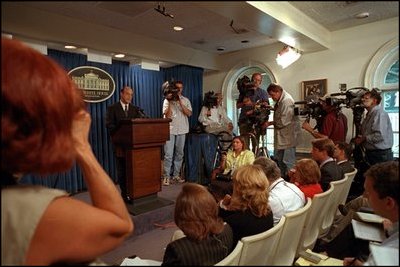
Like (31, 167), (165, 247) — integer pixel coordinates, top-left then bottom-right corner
(302, 79), (327, 100)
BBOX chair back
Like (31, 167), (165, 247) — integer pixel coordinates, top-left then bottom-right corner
(296, 186), (334, 255)
(238, 216), (286, 265)
(319, 176), (348, 237)
(339, 168), (358, 205)
(214, 240), (243, 266)
(272, 198), (312, 266)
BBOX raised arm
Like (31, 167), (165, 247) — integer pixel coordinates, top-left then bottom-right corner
(25, 110), (134, 265)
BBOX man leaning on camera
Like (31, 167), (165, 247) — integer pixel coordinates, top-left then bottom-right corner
(162, 80), (192, 186)
(236, 72), (269, 147)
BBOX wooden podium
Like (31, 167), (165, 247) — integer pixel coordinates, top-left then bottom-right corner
(111, 118), (171, 200)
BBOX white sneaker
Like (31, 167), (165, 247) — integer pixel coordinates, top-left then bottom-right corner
(163, 177), (170, 186)
(173, 176), (185, 183)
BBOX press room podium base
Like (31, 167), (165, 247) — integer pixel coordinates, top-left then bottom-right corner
(111, 118), (172, 215)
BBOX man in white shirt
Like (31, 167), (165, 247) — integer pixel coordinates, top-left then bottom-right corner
(198, 92), (233, 135)
(254, 156), (306, 225)
(162, 80), (192, 186)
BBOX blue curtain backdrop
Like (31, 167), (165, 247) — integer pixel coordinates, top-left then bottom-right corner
(19, 49), (203, 194)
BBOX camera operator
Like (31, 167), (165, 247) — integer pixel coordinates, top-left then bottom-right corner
(302, 94), (348, 143)
(264, 83), (300, 181)
(236, 72), (270, 148)
(162, 80), (192, 186)
(198, 92), (233, 134)
(353, 88), (393, 166)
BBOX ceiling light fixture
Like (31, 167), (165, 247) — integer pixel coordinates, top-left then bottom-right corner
(154, 3), (174, 19)
(276, 45), (301, 69)
(64, 45), (77, 49)
(114, 54), (125, 58)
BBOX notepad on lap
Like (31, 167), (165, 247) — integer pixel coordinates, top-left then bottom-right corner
(351, 219), (385, 242)
(356, 212), (384, 224)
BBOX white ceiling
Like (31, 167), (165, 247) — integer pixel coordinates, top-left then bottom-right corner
(2, 1), (398, 68)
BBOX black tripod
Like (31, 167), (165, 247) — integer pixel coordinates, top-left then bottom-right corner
(349, 106), (369, 198)
(257, 134), (270, 158)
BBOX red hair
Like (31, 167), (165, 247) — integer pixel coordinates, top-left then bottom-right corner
(1, 38), (84, 175)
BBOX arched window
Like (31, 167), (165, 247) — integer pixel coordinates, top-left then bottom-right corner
(222, 61), (276, 155)
(365, 38), (399, 157)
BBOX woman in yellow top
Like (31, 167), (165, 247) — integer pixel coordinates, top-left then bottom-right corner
(210, 136), (255, 201)
(220, 136), (255, 175)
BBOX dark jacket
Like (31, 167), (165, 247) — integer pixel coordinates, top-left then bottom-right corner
(105, 102), (146, 136)
(162, 224), (234, 266)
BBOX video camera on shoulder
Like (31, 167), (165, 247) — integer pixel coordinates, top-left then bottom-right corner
(237, 75), (255, 99)
(326, 87), (368, 109)
(162, 80), (180, 101)
(203, 91), (219, 109)
(294, 96), (325, 129)
(325, 87), (369, 125)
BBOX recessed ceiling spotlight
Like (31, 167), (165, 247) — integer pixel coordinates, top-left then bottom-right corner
(241, 40), (249, 43)
(173, 26), (184, 31)
(355, 12), (369, 19)
(64, 45), (77, 49)
(114, 54), (125, 58)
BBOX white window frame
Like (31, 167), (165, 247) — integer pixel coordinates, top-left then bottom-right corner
(222, 60), (276, 153)
(364, 38), (399, 158)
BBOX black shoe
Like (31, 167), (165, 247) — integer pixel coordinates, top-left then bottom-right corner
(122, 195), (133, 204)
(338, 204), (348, 216)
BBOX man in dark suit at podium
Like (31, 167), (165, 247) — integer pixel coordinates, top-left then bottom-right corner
(106, 86), (146, 204)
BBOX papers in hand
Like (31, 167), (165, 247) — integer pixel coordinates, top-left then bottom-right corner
(351, 219), (385, 243)
(356, 212), (384, 224)
(120, 256), (162, 266)
(294, 249), (343, 266)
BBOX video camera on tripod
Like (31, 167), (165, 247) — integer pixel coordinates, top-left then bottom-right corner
(236, 75), (273, 134)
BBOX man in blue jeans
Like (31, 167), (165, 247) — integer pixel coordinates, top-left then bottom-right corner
(162, 80), (192, 185)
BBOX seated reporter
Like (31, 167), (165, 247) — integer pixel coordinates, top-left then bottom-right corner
(254, 156), (306, 225)
(218, 165), (274, 245)
(288, 158), (323, 199)
(162, 183), (234, 266)
(212, 136), (255, 179)
(1, 38), (133, 265)
(311, 138), (344, 191)
(209, 136), (255, 201)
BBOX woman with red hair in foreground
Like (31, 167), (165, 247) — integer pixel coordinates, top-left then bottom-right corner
(1, 38), (133, 265)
